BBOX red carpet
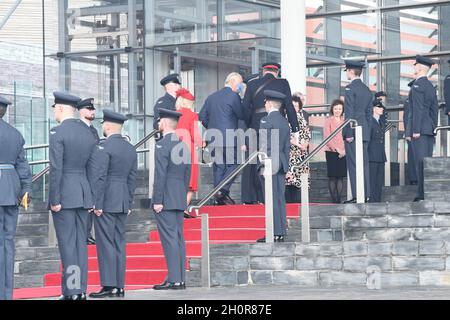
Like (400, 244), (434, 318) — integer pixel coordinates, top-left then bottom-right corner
(13, 203), (315, 299)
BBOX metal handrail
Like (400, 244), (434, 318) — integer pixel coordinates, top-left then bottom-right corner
(25, 144), (49, 151)
(290, 119), (358, 171)
(188, 151), (268, 213)
(31, 129), (160, 184)
(434, 126), (450, 135)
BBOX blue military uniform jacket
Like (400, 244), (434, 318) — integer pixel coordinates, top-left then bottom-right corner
(242, 73), (299, 132)
(153, 93), (177, 130)
(88, 134), (138, 214)
(444, 75), (450, 115)
(343, 79), (374, 142)
(151, 132), (191, 211)
(407, 77), (438, 136)
(259, 110), (291, 174)
(199, 87), (244, 147)
(48, 118), (97, 209)
(0, 119), (32, 206)
(368, 117), (387, 163)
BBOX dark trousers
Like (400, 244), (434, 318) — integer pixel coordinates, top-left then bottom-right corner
(285, 185), (301, 204)
(52, 208), (88, 296)
(260, 172), (287, 236)
(94, 213), (127, 289)
(345, 140), (370, 199)
(87, 213), (94, 239)
(407, 140), (418, 184)
(155, 210), (186, 283)
(212, 147), (238, 195)
(241, 112), (266, 204)
(0, 206), (19, 300)
(369, 162), (385, 203)
(411, 135), (435, 199)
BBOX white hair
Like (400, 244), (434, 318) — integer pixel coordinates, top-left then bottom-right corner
(225, 72), (243, 86)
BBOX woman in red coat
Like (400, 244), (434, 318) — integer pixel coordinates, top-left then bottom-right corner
(175, 88), (204, 218)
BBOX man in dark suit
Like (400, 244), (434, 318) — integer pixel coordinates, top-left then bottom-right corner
(199, 72), (245, 205)
(369, 100), (387, 203)
(241, 63), (299, 205)
(256, 90), (291, 243)
(404, 80), (418, 185)
(0, 97), (32, 300)
(88, 110), (138, 299)
(77, 98), (100, 246)
(152, 109), (191, 290)
(342, 60), (373, 203)
(408, 55), (439, 202)
(153, 74), (182, 130)
(49, 92), (98, 300)
(445, 60), (450, 124)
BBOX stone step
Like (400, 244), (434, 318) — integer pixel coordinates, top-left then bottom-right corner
(382, 185), (417, 203)
(14, 275), (45, 289)
(15, 260), (60, 276)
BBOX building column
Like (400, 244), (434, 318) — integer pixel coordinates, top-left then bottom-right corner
(58, 0), (70, 91)
(280, 0), (306, 93)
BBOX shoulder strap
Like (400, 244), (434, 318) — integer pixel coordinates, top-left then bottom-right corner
(253, 78), (277, 102)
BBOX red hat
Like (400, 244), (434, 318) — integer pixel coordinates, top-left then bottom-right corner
(176, 88), (195, 101)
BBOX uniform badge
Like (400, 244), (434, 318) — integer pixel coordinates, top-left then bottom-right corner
(156, 145), (163, 149)
(414, 85), (419, 88)
(158, 101), (163, 104)
(346, 88), (351, 91)
(50, 130), (56, 135)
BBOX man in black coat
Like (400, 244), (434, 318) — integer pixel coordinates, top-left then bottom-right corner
(369, 100), (387, 203)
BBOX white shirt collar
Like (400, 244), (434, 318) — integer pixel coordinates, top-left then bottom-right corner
(268, 108), (279, 115)
(80, 118), (91, 127)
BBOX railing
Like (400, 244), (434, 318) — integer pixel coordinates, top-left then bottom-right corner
(290, 118), (360, 243)
(435, 126), (450, 157)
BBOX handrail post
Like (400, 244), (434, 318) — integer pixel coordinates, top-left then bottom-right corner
(384, 128), (391, 187)
(300, 173), (310, 243)
(201, 214), (210, 288)
(399, 138), (406, 186)
(355, 126), (365, 204)
(447, 131), (450, 158)
(264, 158), (274, 244)
(48, 211), (57, 247)
(436, 111), (442, 157)
(148, 136), (156, 198)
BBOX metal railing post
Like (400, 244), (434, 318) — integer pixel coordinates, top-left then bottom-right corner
(48, 212), (57, 247)
(399, 138), (406, 186)
(347, 171), (352, 200)
(201, 214), (210, 288)
(384, 129), (391, 187)
(264, 158), (274, 244)
(300, 173), (310, 243)
(355, 126), (365, 204)
(447, 131), (450, 157)
(436, 111), (442, 157)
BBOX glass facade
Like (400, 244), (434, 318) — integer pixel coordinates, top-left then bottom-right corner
(0, 0), (449, 195)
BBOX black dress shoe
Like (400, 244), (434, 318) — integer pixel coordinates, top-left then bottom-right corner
(87, 237), (96, 245)
(116, 288), (125, 298)
(89, 287), (116, 299)
(184, 212), (195, 219)
(70, 294), (85, 300)
(275, 236), (285, 243)
(153, 282), (185, 290)
(214, 194), (226, 206)
(343, 198), (357, 204)
(257, 237), (266, 243)
(221, 193), (235, 206)
(413, 197), (424, 202)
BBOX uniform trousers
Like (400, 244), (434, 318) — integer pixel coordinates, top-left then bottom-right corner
(0, 206), (19, 300)
(212, 147), (238, 195)
(369, 162), (385, 203)
(155, 210), (186, 283)
(52, 208), (88, 296)
(260, 171), (287, 236)
(94, 212), (127, 289)
(407, 140), (418, 184)
(345, 140), (370, 199)
(411, 135), (435, 199)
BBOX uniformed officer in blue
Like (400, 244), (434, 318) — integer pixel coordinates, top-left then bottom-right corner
(153, 74), (181, 130)
(445, 59), (450, 124)
(152, 108), (191, 290)
(368, 100), (387, 203)
(77, 98), (100, 246)
(256, 90), (291, 243)
(407, 55), (439, 202)
(49, 91), (97, 300)
(241, 63), (299, 205)
(343, 60), (373, 203)
(404, 80), (418, 185)
(0, 97), (32, 300)
(88, 110), (137, 299)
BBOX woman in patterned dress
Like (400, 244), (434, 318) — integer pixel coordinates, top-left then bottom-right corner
(285, 93), (311, 204)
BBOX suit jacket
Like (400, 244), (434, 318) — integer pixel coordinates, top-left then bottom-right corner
(343, 79), (374, 142)
(199, 87), (244, 147)
(0, 119), (32, 206)
(368, 117), (387, 163)
(88, 134), (138, 214)
(408, 77), (438, 136)
(153, 93), (177, 130)
(242, 73), (299, 132)
(48, 118), (97, 209)
(444, 75), (450, 115)
(259, 110), (291, 175)
(152, 132), (191, 211)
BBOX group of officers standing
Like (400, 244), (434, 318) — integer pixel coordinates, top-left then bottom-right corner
(0, 53), (447, 300)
